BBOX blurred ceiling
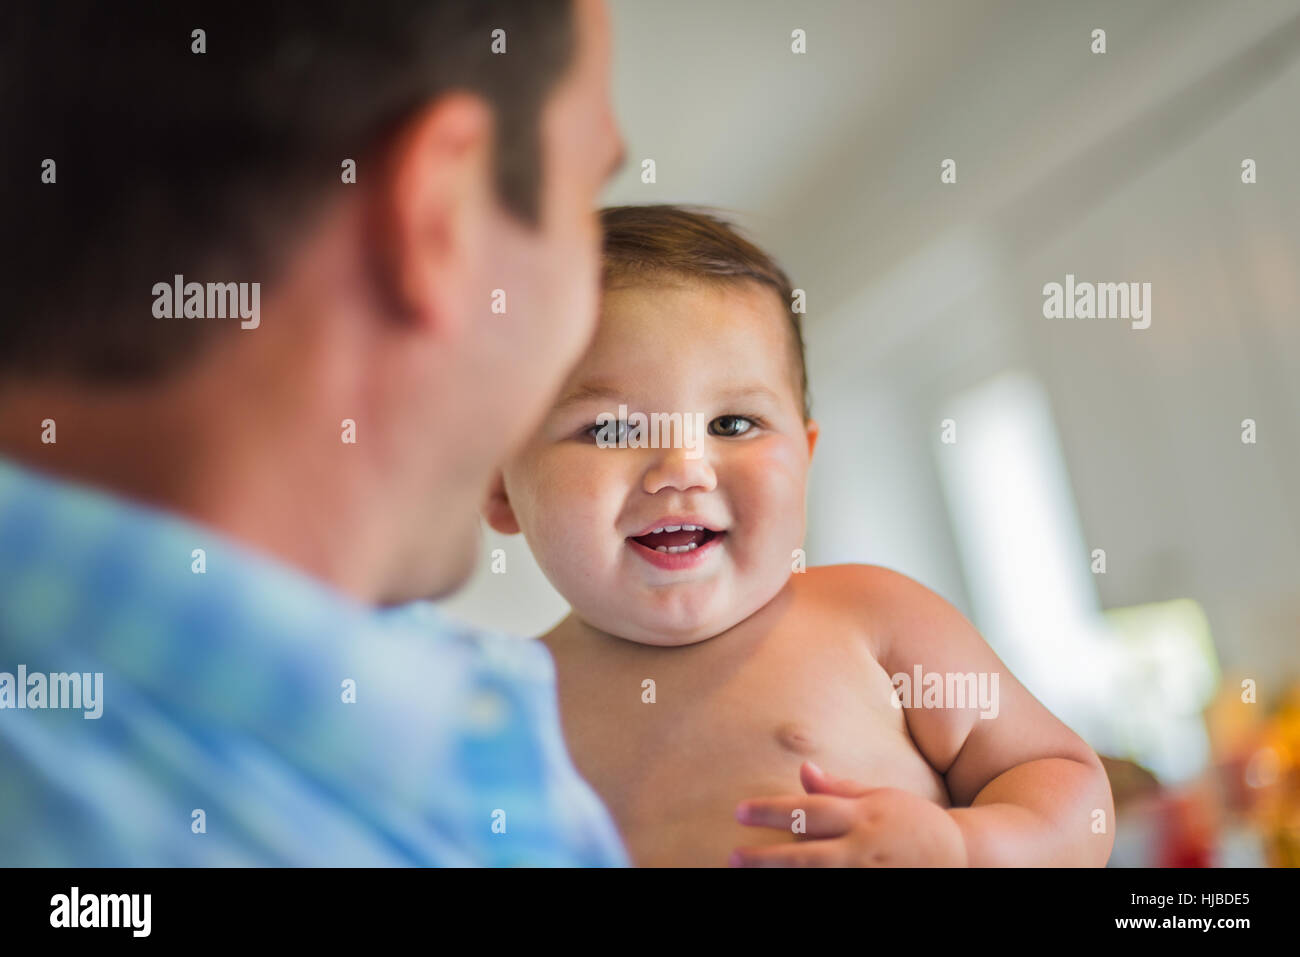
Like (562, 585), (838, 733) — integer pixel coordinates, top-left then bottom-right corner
(602, 0), (1300, 319)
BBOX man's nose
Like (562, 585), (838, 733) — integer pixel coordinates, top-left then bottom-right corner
(641, 444), (717, 495)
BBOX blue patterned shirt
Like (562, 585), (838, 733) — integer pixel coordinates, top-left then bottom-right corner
(0, 457), (627, 866)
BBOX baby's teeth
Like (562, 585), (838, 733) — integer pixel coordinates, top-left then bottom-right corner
(663, 525), (682, 532)
(651, 526), (665, 534)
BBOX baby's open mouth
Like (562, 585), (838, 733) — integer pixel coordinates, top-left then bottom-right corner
(629, 524), (722, 554)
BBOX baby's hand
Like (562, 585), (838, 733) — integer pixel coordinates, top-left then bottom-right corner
(730, 762), (967, 867)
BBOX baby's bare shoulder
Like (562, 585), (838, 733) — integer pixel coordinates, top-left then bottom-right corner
(799, 563), (932, 609)
(785, 565), (904, 653)
(795, 564), (955, 655)
(804, 563), (990, 681)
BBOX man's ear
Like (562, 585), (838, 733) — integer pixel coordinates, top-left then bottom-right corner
(805, 418), (820, 461)
(482, 470), (522, 535)
(370, 92), (494, 333)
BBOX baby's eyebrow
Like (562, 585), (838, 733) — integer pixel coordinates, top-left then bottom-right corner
(553, 383), (626, 411)
(553, 382), (785, 413)
(715, 385), (783, 405)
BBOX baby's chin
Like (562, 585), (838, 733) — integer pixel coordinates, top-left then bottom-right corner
(605, 618), (731, 648)
(579, 579), (778, 648)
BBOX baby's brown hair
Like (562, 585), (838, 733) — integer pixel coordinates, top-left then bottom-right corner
(598, 205), (810, 419)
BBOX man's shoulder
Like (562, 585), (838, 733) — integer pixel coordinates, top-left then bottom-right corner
(377, 601), (557, 685)
(0, 463), (624, 866)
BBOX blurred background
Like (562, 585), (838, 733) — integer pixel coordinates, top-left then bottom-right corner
(440, 0), (1300, 866)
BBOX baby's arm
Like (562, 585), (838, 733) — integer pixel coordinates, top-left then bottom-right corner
(865, 565), (1114, 865)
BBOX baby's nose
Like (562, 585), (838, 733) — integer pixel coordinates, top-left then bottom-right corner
(642, 444), (717, 495)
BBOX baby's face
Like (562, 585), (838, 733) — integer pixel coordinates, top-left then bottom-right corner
(494, 279), (817, 646)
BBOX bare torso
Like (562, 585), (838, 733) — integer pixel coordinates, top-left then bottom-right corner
(542, 569), (951, 867)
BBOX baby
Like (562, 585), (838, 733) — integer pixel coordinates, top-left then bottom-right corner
(484, 205), (1114, 867)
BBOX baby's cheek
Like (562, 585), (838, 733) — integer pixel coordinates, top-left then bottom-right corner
(735, 440), (809, 517)
(530, 511), (607, 600)
(730, 441), (810, 565)
(531, 495), (600, 556)
(524, 459), (620, 582)
(525, 453), (606, 518)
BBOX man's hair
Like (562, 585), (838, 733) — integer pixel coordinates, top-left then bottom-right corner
(0, 1), (574, 381)
(599, 205), (810, 418)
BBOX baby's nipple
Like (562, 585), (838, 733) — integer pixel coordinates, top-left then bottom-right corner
(774, 721), (817, 755)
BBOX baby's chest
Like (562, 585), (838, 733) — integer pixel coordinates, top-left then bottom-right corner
(669, 655), (919, 774)
(566, 641), (946, 804)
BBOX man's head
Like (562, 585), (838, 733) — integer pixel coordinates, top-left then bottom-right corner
(485, 205), (819, 645)
(0, 0), (624, 602)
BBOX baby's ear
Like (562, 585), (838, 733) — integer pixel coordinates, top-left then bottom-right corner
(481, 470), (521, 534)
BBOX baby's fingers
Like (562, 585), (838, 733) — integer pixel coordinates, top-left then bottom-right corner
(735, 793), (855, 838)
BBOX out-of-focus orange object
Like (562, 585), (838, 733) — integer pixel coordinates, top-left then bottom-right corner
(1253, 686), (1300, 866)
(1204, 676), (1300, 866)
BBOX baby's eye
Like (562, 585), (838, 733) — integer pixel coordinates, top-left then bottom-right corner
(709, 415), (756, 437)
(582, 419), (628, 444)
